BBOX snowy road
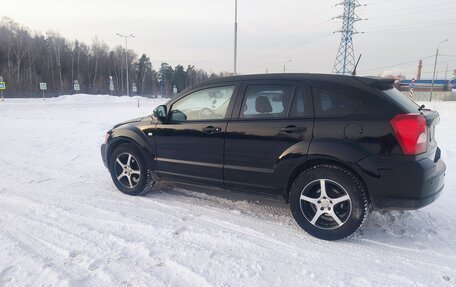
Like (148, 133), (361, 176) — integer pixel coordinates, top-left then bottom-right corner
(0, 95), (455, 286)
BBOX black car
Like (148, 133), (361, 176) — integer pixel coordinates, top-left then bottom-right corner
(101, 74), (446, 240)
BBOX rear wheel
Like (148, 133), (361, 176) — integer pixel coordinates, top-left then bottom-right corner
(290, 164), (368, 240)
(109, 144), (154, 196)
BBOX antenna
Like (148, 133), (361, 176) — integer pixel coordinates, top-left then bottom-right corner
(352, 54), (362, 76)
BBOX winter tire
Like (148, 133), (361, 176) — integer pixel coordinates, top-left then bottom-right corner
(290, 164), (368, 240)
(109, 144), (154, 196)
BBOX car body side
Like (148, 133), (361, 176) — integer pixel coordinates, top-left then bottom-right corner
(101, 74), (446, 211)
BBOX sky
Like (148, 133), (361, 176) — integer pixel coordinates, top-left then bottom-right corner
(2, 0), (456, 79)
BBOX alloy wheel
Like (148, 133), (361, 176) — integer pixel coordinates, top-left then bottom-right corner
(299, 179), (352, 230)
(114, 152), (141, 189)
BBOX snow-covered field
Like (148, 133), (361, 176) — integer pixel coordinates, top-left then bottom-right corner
(0, 95), (455, 287)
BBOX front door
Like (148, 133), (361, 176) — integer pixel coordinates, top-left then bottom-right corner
(154, 83), (238, 185)
(224, 80), (314, 194)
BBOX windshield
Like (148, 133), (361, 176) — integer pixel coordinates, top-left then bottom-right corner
(382, 88), (420, 113)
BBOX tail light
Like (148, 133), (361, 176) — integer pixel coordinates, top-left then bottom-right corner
(390, 114), (427, 155)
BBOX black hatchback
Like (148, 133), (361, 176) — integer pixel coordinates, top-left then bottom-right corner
(101, 74), (446, 240)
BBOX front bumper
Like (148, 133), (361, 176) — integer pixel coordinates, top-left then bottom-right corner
(358, 153), (446, 210)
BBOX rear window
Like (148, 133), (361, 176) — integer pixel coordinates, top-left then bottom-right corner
(382, 88), (420, 112)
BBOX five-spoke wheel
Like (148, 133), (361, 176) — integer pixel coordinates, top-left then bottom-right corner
(109, 144), (154, 196)
(290, 164), (368, 240)
(300, 179), (352, 229)
(114, 153), (141, 189)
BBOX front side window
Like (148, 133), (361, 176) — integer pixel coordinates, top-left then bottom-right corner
(240, 85), (294, 118)
(170, 86), (235, 121)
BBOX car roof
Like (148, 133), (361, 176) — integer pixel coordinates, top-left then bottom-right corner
(198, 73), (351, 83)
(184, 73), (394, 92)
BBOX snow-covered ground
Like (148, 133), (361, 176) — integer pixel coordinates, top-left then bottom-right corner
(0, 95), (455, 287)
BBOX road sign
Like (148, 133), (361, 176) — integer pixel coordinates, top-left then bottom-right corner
(74, 83), (80, 91)
(132, 85), (137, 93)
(40, 82), (47, 90)
(0, 82), (5, 90)
(109, 83), (114, 91)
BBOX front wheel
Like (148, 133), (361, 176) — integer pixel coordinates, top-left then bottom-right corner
(109, 144), (154, 196)
(289, 164), (368, 240)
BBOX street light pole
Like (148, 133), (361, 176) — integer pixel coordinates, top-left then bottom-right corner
(234, 0), (238, 75)
(116, 33), (135, 96)
(283, 60), (292, 73)
(430, 39), (448, 102)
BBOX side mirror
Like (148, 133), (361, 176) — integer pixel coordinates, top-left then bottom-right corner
(153, 105), (168, 122)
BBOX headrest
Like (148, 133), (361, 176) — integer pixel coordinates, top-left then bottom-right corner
(255, 96), (272, 113)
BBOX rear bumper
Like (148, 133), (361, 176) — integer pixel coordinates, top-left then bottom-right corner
(357, 152), (446, 210)
(101, 143), (108, 168)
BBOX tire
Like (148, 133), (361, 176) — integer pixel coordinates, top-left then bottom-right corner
(289, 164), (368, 240)
(108, 143), (154, 196)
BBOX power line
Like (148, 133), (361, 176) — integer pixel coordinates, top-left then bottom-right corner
(364, 0), (397, 6)
(359, 55), (434, 73)
(367, 1), (456, 15)
(262, 4), (337, 49)
(366, 17), (456, 30)
(368, 5), (456, 20)
(365, 19), (456, 33)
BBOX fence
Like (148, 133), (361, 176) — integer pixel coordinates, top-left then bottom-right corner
(401, 91), (456, 101)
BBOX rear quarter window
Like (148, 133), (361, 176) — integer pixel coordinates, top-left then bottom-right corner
(382, 88), (420, 113)
(314, 88), (359, 118)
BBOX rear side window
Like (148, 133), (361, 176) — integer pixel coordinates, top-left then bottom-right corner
(382, 88), (420, 113)
(314, 88), (359, 118)
(241, 85), (294, 118)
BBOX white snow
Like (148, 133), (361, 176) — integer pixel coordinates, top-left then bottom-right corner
(0, 95), (455, 286)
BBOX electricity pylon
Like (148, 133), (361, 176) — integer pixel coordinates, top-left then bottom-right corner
(333, 0), (364, 75)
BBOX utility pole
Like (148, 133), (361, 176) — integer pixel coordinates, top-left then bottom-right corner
(430, 39), (448, 102)
(234, 0), (238, 75)
(283, 60), (292, 73)
(333, 0), (364, 75)
(116, 33), (135, 96)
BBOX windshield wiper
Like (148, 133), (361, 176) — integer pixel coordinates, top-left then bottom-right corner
(418, 104), (425, 111)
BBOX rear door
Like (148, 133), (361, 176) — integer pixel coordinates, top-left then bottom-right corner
(224, 80), (314, 194)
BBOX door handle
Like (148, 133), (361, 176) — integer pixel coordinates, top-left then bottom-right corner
(202, 126), (222, 134)
(280, 125), (307, 133)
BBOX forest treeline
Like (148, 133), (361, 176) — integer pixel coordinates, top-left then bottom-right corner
(0, 17), (226, 98)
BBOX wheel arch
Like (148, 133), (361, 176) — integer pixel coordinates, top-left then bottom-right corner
(107, 135), (156, 171)
(284, 156), (371, 205)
